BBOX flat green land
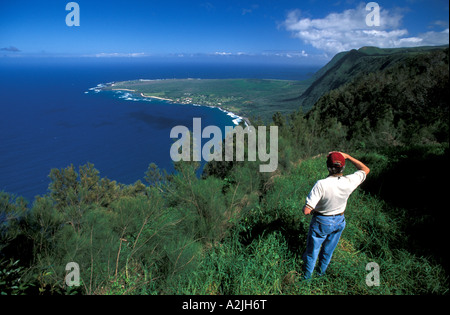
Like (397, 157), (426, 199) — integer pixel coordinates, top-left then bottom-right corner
(104, 78), (310, 122)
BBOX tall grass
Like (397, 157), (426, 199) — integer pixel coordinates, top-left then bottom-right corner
(144, 155), (447, 295)
(2, 152), (448, 295)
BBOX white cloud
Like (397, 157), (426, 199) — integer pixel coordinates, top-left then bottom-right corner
(214, 51), (233, 56)
(283, 3), (449, 54)
(261, 50), (310, 58)
(94, 52), (147, 58)
(415, 28), (450, 46)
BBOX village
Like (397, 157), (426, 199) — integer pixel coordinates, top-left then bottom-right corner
(174, 92), (244, 109)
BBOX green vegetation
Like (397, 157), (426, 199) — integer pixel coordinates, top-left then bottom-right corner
(309, 46), (449, 148)
(299, 45), (449, 110)
(104, 78), (310, 122)
(1, 45), (448, 295)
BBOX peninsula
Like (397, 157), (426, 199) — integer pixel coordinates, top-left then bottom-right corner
(102, 78), (311, 122)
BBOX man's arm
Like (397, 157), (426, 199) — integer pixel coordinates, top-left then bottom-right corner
(303, 181), (322, 216)
(339, 152), (370, 175)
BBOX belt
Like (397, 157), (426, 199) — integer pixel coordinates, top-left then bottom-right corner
(313, 211), (344, 217)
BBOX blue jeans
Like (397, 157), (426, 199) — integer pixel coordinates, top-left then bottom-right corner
(302, 214), (346, 279)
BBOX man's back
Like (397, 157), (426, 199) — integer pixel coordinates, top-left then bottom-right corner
(306, 170), (366, 215)
(301, 152), (370, 279)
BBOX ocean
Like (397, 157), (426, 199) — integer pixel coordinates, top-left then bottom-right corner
(0, 57), (318, 203)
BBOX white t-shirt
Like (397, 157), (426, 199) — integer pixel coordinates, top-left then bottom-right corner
(305, 170), (366, 215)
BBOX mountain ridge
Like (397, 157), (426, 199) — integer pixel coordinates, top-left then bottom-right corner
(299, 45), (449, 111)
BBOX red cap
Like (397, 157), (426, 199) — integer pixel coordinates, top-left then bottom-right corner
(327, 152), (346, 168)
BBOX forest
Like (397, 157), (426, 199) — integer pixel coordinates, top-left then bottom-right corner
(1, 46), (448, 295)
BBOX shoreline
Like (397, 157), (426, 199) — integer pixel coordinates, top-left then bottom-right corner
(92, 81), (250, 127)
(214, 106), (250, 127)
(139, 91), (249, 126)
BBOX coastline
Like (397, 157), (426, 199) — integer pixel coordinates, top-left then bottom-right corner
(140, 91), (250, 126)
(139, 92), (250, 126)
(214, 106), (250, 127)
(91, 81), (250, 127)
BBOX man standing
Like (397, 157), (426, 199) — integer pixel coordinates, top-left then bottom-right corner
(302, 152), (370, 279)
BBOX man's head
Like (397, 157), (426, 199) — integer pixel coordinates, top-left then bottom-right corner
(327, 152), (346, 175)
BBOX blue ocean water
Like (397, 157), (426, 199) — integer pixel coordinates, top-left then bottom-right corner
(0, 57), (318, 202)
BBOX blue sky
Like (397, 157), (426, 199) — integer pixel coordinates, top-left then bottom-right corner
(0, 0), (448, 64)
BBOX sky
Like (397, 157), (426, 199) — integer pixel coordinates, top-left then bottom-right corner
(0, 0), (448, 64)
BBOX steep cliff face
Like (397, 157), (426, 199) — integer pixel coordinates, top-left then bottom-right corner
(305, 46), (449, 147)
(300, 45), (449, 111)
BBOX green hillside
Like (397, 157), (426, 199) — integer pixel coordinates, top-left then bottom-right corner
(299, 45), (449, 110)
(308, 46), (449, 148)
(1, 151), (448, 295)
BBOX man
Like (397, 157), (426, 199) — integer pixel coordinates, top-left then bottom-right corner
(301, 152), (370, 279)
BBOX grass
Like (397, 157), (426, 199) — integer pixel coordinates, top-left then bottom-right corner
(138, 155), (449, 295)
(2, 152), (447, 296)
